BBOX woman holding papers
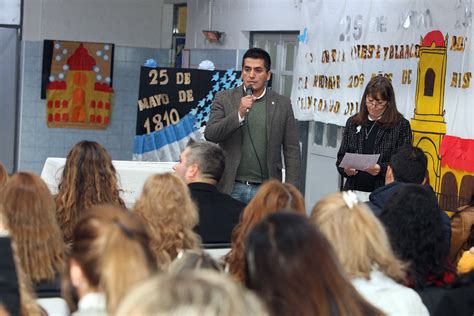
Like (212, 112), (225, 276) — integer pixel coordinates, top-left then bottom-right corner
(336, 76), (412, 199)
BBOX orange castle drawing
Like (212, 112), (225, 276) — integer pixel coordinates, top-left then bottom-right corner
(46, 43), (114, 129)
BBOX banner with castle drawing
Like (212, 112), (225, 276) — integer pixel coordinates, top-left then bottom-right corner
(292, 0), (473, 209)
(43, 40), (115, 129)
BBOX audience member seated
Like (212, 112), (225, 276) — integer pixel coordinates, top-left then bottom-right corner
(311, 191), (428, 315)
(380, 184), (454, 288)
(245, 212), (383, 316)
(366, 146), (427, 216)
(116, 270), (267, 316)
(450, 194), (474, 268)
(55, 140), (125, 244)
(0, 172), (66, 299)
(366, 145), (451, 252)
(0, 162), (8, 189)
(380, 184), (455, 313)
(134, 173), (201, 270)
(173, 140), (245, 244)
(432, 270), (474, 316)
(168, 249), (223, 274)
(63, 204), (156, 315)
(225, 180), (305, 282)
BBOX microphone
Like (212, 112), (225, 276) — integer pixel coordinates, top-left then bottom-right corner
(245, 85), (253, 114)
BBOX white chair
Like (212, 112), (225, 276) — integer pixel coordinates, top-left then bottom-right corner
(37, 297), (70, 316)
(205, 248), (231, 260)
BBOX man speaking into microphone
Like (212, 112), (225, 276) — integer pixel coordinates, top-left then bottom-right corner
(205, 47), (301, 203)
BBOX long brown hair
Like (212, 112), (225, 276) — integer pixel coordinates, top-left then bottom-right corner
(245, 212), (383, 316)
(55, 140), (125, 242)
(352, 75), (403, 128)
(0, 172), (66, 284)
(63, 204), (156, 314)
(133, 173), (200, 269)
(226, 180), (305, 282)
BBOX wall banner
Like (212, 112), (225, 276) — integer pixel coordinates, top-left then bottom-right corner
(133, 67), (241, 161)
(291, 0), (473, 208)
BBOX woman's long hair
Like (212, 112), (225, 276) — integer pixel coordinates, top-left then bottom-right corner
(133, 173), (200, 269)
(0, 172), (66, 284)
(311, 192), (408, 282)
(226, 180), (305, 282)
(55, 140), (125, 243)
(352, 75), (403, 128)
(63, 204), (156, 314)
(380, 184), (452, 288)
(245, 212), (383, 316)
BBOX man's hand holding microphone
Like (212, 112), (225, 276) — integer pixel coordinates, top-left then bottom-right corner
(239, 86), (255, 118)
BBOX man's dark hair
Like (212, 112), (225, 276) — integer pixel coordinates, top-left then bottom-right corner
(389, 146), (427, 184)
(185, 140), (225, 182)
(242, 48), (271, 71)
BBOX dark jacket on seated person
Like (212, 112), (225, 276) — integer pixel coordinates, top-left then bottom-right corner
(366, 181), (406, 217)
(189, 182), (245, 244)
(0, 237), (20, 316)
(367, 182), (452, 255)
(34, 274), (62, 298)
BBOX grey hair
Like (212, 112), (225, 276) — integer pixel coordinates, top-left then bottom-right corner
(186, 141), (225, 181)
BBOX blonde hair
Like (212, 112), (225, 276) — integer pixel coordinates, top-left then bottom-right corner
(0, 172), (66, 284)
(310, 192), (407, 281)
(55, 141), (125, 243)
(116, 270), (268, 316)
(64, 204), (156, 314)
(133, 173), (200, 269)
(226, 180), (305, 282)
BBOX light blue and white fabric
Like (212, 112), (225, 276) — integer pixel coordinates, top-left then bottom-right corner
(133, 68), (242, 162)
(133, 114), (203, 161)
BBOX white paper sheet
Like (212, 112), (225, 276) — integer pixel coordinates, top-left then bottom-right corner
(338, 153), (380, 171)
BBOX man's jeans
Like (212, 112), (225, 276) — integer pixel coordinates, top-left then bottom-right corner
(231, 181), (261, 204)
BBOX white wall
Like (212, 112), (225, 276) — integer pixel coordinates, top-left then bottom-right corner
(186, 0), (303, 49)
(23, 0), (174, 48)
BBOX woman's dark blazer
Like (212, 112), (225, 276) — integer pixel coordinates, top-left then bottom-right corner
(336, 115), (413, 191)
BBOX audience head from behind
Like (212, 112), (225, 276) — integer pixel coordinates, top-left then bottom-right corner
(0, 162), (8, 189)
(116, 270), (268, 316)
(168, 249), (223, 275)
(245, 211), (383, 316)
(0, 172), (66, 288)
(63, 204), (156, 315)
(226, 180), (305, 282)
(311, 191), (408, 281)
(311, 192), (430, 315)
(173, 139), (225, 185)
(380, 184), (453, 288)
(386, 145), (428, 185)
(55, 140), (125, 243)
(133, 172), (200, 269)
